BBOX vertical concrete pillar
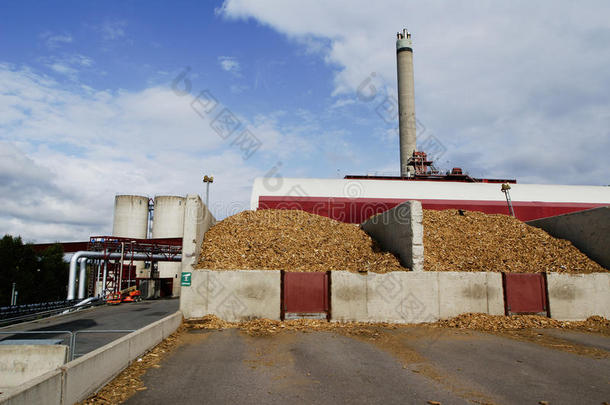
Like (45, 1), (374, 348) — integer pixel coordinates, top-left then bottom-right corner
(396, 28), (416, 176)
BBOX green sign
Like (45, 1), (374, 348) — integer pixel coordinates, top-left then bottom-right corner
(181, 272), (192, 286)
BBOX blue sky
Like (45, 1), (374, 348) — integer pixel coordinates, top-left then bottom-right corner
(1, 0), (609, 242)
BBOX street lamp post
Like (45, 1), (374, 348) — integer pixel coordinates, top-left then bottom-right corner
(203, 175), (214, 207)
(10, 282), (16, 306)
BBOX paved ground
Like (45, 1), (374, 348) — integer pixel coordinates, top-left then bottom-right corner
(0, 299), (179, 358)
(126, 326), (610, 405)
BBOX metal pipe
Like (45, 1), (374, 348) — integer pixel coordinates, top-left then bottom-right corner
(67, 251), (181, 300)
(78, 258), (87, 299)
(101, 260), (108, 298)
(118, 242), (125, 293)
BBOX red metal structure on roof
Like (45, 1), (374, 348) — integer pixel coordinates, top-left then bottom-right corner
(345, 152), (517, 184)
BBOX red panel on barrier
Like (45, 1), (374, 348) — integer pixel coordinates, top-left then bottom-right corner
(283, 272), (329, 314)
(504, 273), (547, 315)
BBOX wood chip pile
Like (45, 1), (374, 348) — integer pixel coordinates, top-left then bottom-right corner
(423, 209), (606, 273)
(197, 209), (406, 272)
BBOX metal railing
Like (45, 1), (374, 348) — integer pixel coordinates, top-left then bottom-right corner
(0, 330), (74, 358)
(0, 300), (82, 320)
(0, 298), (105, 327)
(0, 329), (135, 360)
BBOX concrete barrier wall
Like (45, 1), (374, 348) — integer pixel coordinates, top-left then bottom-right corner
(180, 270), (281, 321)
(0, 311), (182, 405)
(0, 369), (63, 405)
(438, 272), (504, 319)
(63, 310), (182, 404)
(62, 335), (131, 405)
(366, 272), (439, 323)
(180, 194), (217, 296)
(0, 345), (68, 388)
(527, 206), (609, 269)
(360, 201), (424, 272)
(331, 271), (504, 323)
(547, 273), (610, 321)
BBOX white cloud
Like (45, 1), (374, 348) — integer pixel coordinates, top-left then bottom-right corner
(42, 54), (94, 79)
(218, 56), (240, 75)
(40, 32), (73, 49)
(100, 20), (127, 40)
(0, 64), (327, 242)
(230, 84), (249, 94)
(330, 98), (356, 109)
(48, 62), (78, 77)
(220, 0), (610, 185)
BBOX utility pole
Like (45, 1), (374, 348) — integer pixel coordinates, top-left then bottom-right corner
(10, 282), (16, 306)
(203, 175), (214, 207)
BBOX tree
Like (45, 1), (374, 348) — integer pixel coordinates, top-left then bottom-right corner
(0, 235), (68, 306)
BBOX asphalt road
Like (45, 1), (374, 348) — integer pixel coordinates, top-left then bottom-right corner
(126, 326), (610, 405)
(0, 299), (179, 358)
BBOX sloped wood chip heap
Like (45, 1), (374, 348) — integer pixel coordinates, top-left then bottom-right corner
(197, 209), (406, 272)
(423, 209), (607, 273)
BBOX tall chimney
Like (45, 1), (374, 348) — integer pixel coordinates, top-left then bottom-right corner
(396, 28), (416, 176)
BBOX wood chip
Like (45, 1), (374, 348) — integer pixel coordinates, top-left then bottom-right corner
(197, 209), (406, 272)
(432, 313), (610, 333)
(77, 325), (185, 405)
(423, 209), (607, 273)
(79, 314), (609, 404)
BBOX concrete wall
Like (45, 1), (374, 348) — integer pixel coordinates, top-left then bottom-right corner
(0, 311), (182, 405)
(438, 272), (504, 319)
(180, 270), (281, 321)
(360, 201), (424, 272)
(547, 273), (610, 321)
(62, 335), (131, 405)
(527, 206), (609, 269)
(0, 345), (68, 388)
(0, 369), (63, 405)
(331, 271), (504, 323)
(180, 194), (217, 297)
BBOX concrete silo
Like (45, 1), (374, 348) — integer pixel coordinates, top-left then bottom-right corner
(112, 195), (149, 238)
(152, 195), (186, 296)
(112, 195), (150, 284)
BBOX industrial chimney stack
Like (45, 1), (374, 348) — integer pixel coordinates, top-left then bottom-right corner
(396, 28), (416, 177)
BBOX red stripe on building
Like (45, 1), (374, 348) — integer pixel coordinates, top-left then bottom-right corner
(258, 196), (606, 223)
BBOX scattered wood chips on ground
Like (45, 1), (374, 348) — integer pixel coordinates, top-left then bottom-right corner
(197, 209), (406, 272)
(423, 209), (607, 273)
(431, 313), (610, 334)
(187, 314), (610, 337)
(185, 315), (397, 339)
(80, 314), (609, 404)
